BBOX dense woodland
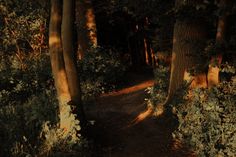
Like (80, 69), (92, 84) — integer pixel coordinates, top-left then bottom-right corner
(0, 0), (236, 156)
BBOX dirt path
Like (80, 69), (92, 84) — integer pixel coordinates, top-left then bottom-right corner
(86, 72), (193, 157)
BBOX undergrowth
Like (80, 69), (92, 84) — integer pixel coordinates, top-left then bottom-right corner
(79, 46), (127, 100)
(172, 79), (236, 157)
(148, 60), (236, 157)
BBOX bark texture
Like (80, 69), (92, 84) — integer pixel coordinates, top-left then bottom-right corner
(155, 0), (208, 115)
(168, 20), (207, 99)
(49, 0), (72, 129)
(49, 0), (86, 135)
(208, 0), (229, 87)
(62, 0), (86, 126)
(75, 0), (97, 59)
(62, 0), (81, 106)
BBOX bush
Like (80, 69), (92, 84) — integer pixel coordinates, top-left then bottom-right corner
(172, 79), (236, 157)
(0, 52), (92, 156)
(0, 1), (64, 155)
(79, 46), (127, 99)
(0, 0), (49, 54)
(145, 63), (170, 109)
(147, 56), (236, 157)
(0, 55), (58, 156)
(0, 1), (122, 155)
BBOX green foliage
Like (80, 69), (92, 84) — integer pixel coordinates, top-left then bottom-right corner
(146, 63), (169, 108)
(122, 0), (175, 51)
(93, 0), (175, 53)
(0, 1), (57, 155)
(0, 1), (89, 156)
(0, 53), (59, 156)
(228, 14), (236, 50)
(148, 51), (236, 157)
(0, 51), (89, 156)
(39, 117), (85, 156)
(0, 0), (49, 53)
(174, 0), (217, 22)
(172, 80), (236, 157)
(79, 46), (127, 99)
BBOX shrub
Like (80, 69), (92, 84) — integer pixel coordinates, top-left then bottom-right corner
(0, 1), (62, 155)
(0, 52), (91, 156)
(145, 63), (170, 109)
(172, 79), (236, 157)
(147, 55), (236, 157)
(0, 1), (120, 155)
(0, 0), (49, 54)
(0, 52), (59, 155)
(79, 46), (127, 99)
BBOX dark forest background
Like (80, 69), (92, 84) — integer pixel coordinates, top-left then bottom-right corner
(0, 0), (235, 156)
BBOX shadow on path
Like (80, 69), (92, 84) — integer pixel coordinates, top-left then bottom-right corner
(86, 71), (194, 157)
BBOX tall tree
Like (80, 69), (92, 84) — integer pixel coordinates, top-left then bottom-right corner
(49, 0), (71, 130)
(84, 0), (97, 46)
(62, 0), (86, 127)
(155, 0), (208, 115)
(207, 0), (230, 87)
(76, 0), (97, 59)
(49, 0), (85, 136)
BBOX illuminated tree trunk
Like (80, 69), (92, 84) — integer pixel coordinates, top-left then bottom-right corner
(143, 17), (153, 66)
(62, 0), (86, 127)
(75, 0), (97, 59)
(49, 0), (72, 131)
(207, 0), (229, 87)
(155, 1), (207, 115)
(144, 38), (152, 65)
(49, 0), (86, 136)
(169, 20), (207, 95)
(84, 0), (97, 46)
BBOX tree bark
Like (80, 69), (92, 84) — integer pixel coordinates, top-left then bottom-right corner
(168, 20), (207, 98)
(155, 1), (208, 115)
(144, 38), (152, 65)
(75, 0), (97, 59)
(62, 0), (86, 127)
(207, 0), (229, 87)
(84, 0), (97, 47)
(49, 0), (72, 130)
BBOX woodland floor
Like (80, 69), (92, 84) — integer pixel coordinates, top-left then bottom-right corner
(85, 68), (194, 157)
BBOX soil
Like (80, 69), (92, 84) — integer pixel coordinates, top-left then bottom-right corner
(85, 69), (194, 157)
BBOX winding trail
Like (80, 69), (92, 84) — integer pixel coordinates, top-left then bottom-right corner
(86, 71), (194, 157)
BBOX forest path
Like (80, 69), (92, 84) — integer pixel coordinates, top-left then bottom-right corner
(86, 70), (193, 157)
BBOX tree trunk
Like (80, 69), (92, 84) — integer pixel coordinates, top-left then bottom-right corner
(144, 38), (153, 66)
(49, 0), (72, 130)
(155, 16), (207, 115)
(62, 0), (87, 127)
(75, 0), (97, 59)
(84, 0), (97, 47)
(207, 0), (229, 87)
(168, 20), (207, 98)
